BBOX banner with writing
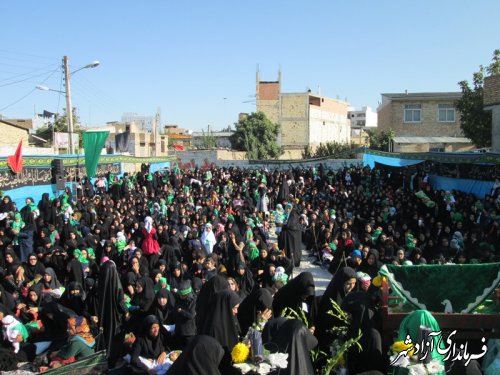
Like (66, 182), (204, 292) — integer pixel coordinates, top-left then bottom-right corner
(0, 163), (121, 190)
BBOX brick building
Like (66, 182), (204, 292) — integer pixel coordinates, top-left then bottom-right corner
(256, 72), (350, 149)
(484, 74), (500, 152)
(0, 119), (30, 147)
(377, 92), (473, 152)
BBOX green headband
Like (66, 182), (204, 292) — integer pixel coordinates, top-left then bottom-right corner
(179, 286), (193, 296)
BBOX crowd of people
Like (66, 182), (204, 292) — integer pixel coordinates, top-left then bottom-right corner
(0, 162), (498, 374)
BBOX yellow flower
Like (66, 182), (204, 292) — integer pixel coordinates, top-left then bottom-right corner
(372, 275), (385, 287)
(391, 340), (415, 357)
(231, 342), (250, 364)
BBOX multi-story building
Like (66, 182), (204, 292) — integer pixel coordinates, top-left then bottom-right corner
(164, 125), (192, 150)
(256, 72), (350, 148)
(105, 122), (169, 157)
(191, 130), (234, 149)
(484, 74), (500, 152)
(377, 92), (472, 152)
(349, 106), (377, 146)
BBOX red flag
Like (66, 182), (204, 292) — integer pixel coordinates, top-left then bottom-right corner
(7, 140), (23, 173)
(173, 144), (185, 151)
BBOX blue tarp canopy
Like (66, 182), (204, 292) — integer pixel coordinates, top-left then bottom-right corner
(362, 153), (424, 168)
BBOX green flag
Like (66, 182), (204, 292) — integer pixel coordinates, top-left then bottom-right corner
(83, 131), (109, 179)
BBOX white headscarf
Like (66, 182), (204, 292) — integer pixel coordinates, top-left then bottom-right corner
(144, 216), (154, 233)
(2, 315), (22, 352)
(200, 223), (216, 255)
(117, 231), (126, 242)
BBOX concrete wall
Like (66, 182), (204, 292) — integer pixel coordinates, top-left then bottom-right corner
(309, 106), (350, 145)
(172, 149), (360, 170)
(0, 146), (56, 156)
(0, 123), (29, 147)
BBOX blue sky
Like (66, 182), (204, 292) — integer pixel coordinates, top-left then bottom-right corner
(1, 1), (499, 132)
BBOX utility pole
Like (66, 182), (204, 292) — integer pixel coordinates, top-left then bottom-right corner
(63, 56), (74, 154)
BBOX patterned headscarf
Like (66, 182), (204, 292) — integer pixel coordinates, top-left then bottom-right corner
(67, 316), (95, 347)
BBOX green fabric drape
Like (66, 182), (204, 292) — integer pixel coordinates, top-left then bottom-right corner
(379, 263), (500, 313)
(83, 131), (109, 179)
(393, 310), (446, 375)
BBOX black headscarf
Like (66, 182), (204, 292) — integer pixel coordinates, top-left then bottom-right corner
(200, 290), (241, 350)
(358, 249), (382, 279)
(272, 271), (316, 323)
(149, 288), (175, 325)
(23, 253), (46, 282)
(195, 274), (229, 332)
(131, 315), (168, 372)
(262, 318), (318, 375)
(132, 277), (155, 312)
(237, 288), (273, 336)
(60, 281), (86, 317)
(167, 335), (224, 375)
(42, 267), (61, 289)
(316, 266), (357, 350)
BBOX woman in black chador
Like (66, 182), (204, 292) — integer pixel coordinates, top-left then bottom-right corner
(195, 274), (229, 332)
(130, 315), (171, 374)
(279, 207), (302, 267)
(272, 271), (316, 326)
(262, 318), (318, 375)
(315, 266), (357, 351)
(200, 289), (241, 375)
(167, 335), (224, 375)
(237, 287), (273, 336)
(96, 260), (128, 367)
(341, 291), (384, 374)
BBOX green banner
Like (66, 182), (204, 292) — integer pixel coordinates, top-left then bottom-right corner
(83, 131), (109, 179)
(379, 263), (500, 313)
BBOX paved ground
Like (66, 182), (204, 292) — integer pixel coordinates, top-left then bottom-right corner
(268, 224), (332, 296)
(292, 249), (332, 296)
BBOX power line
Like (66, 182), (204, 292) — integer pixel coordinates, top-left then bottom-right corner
(0, 68), (60, 88)
(0, 68), (59, 112)
(0, 63), (59, 83)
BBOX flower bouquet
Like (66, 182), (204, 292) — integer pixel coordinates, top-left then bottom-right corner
(232, 320), (288, 374)
(389, 337), (445, 375)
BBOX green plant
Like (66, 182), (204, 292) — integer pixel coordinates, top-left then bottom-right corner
(280, 306), (309, 328)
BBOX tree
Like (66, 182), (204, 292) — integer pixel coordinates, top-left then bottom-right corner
(230, 111), (283, 160)
(199, 129), (217, 149)
(455, 49), (500, 148)
(35, 107), (83, 148)
(302, 142), (356, 158)
(366, 129), (395, 151)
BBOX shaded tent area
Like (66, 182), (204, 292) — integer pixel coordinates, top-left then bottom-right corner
(362, 150), (500, 198)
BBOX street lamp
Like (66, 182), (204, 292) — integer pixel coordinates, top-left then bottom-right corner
(36, 56), (100, 154)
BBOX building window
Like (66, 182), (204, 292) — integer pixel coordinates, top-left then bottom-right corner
(404, 104), (421, 123)
(438, 104), (455, 122)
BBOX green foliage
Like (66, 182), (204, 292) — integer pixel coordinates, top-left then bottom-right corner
(230, 112), (283, 160)
(321, 330), (363, 375)
(365, 129), (395, 151)
(198, 130), (217, 149)
(301, 142), (356, 159)
(281, 306), (309, 328)
(35, 108), (82, 148)
(320, 299), (363, 375)
(455, 50), (500, 148)
(302, 145), (314, 159)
